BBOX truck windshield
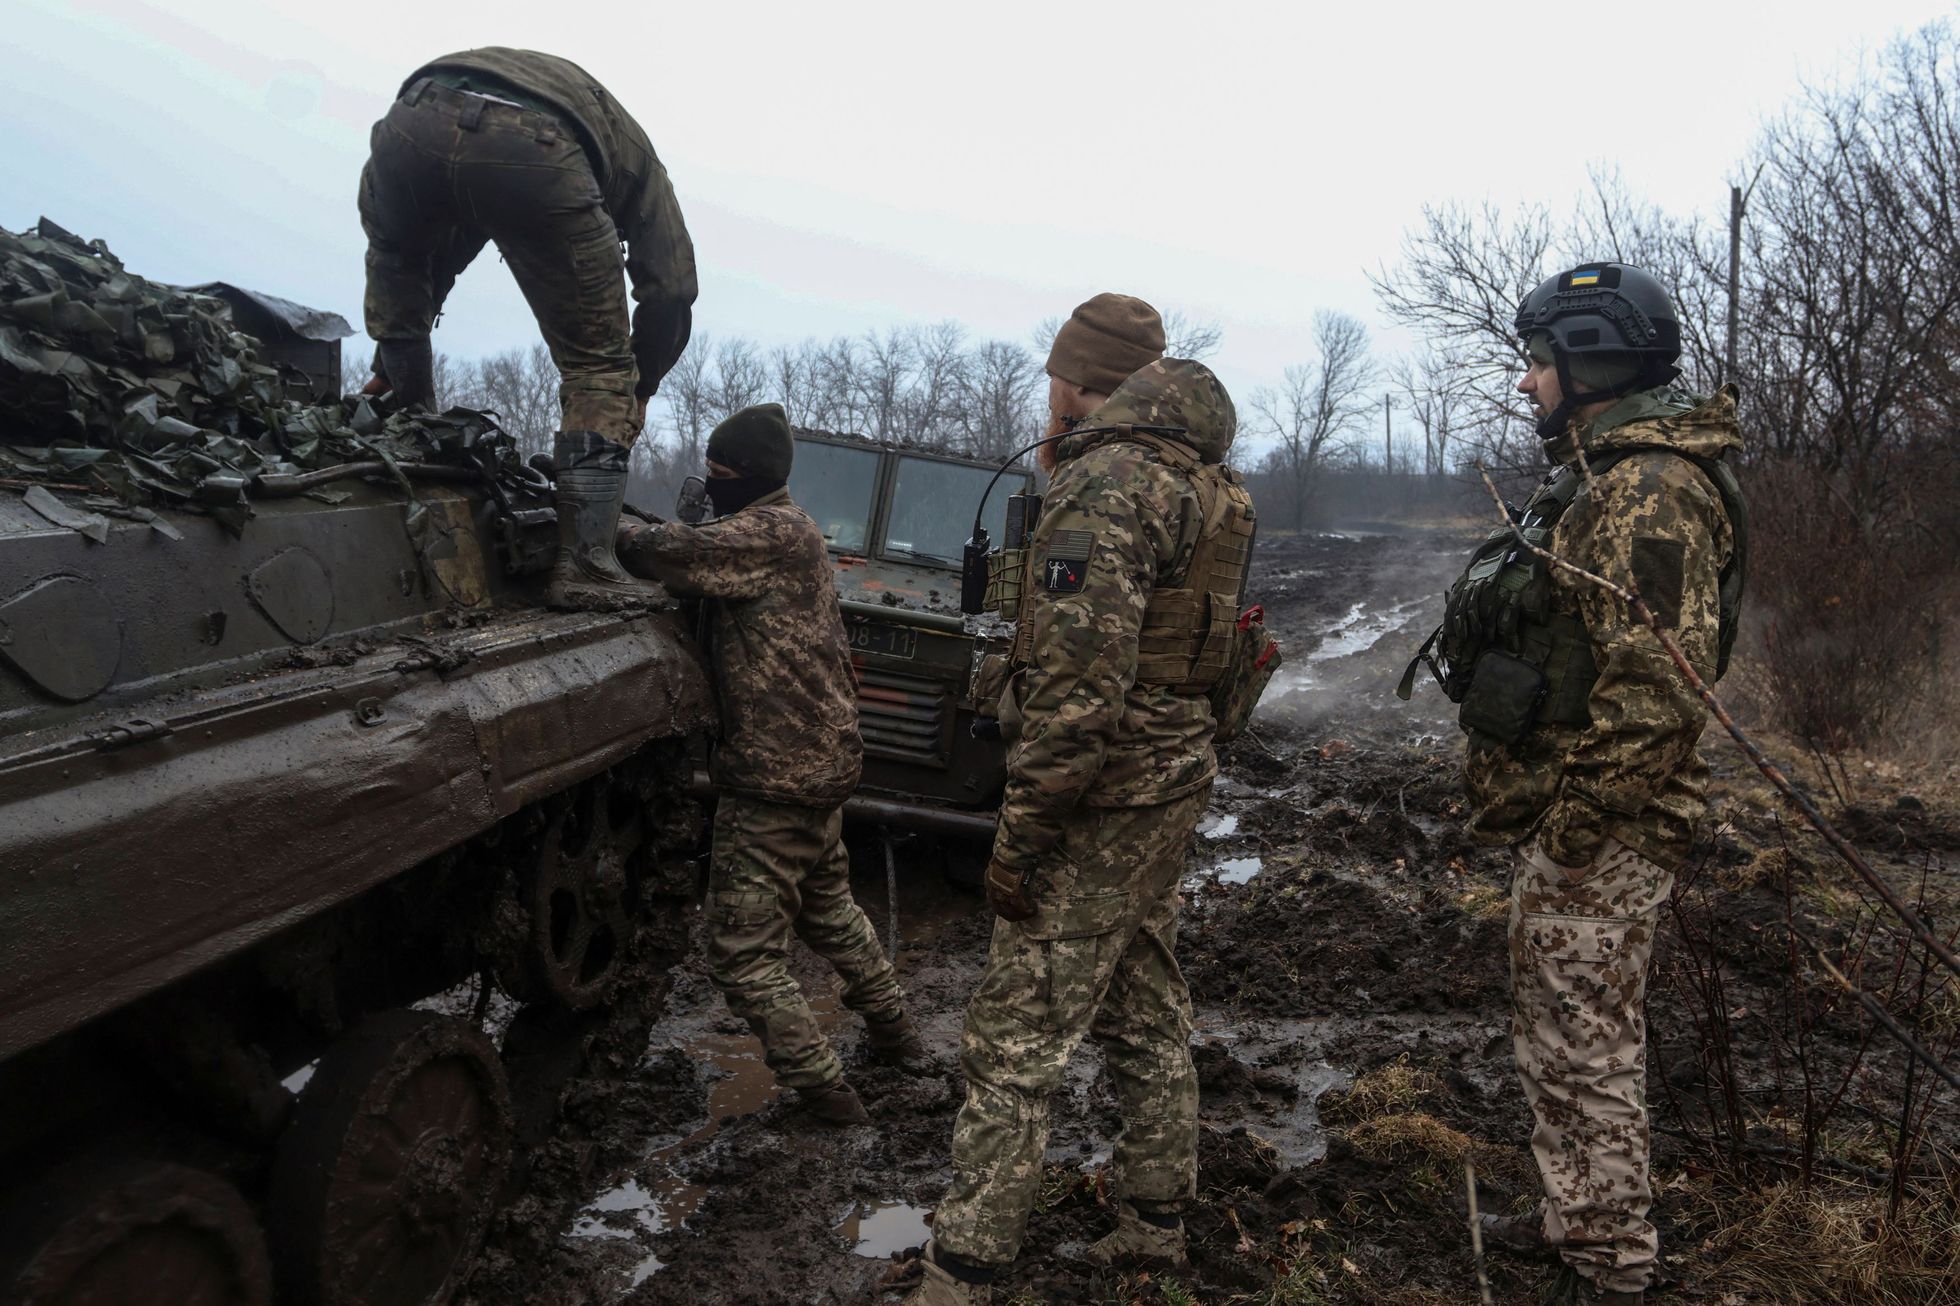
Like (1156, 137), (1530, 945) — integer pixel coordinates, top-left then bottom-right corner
(884, 455), (1033, 568)
(789, 441), (880, 553)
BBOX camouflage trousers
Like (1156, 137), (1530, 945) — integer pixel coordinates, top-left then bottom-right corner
(359, 80), (639, 442)
(703, 795), (903, 1090)
(1510, 836), (1674, 1294)
(933, 788), (1210, 1268)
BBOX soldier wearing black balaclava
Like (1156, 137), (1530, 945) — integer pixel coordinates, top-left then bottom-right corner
(615, 405), (929, 1123)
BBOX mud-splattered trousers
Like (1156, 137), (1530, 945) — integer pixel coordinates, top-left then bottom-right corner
(703, 795), (905, 1090)
(360, 71), (694, 444)
(1510, 836), (1673, 1294)
(933, 787), (1209, 1268)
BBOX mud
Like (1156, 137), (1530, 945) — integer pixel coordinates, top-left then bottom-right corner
(461, 525), (1960, 1305)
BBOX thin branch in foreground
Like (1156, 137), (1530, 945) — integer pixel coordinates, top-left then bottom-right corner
(1470, 462), (1960, 981)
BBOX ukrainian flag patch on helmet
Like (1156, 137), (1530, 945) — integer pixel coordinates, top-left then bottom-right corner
(1570, 269), (1602, 287)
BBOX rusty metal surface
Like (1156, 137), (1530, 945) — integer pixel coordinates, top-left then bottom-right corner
(0, 603), (712, 1063)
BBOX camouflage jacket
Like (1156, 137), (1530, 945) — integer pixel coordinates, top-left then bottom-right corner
(992, 358), (1238, 879)
(1465, 386), (1743, 868)
(407, 48), (697, 395)
(618, 488), (862, 807)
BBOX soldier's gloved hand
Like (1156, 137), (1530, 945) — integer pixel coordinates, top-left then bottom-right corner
(984, 858), (1037, 922)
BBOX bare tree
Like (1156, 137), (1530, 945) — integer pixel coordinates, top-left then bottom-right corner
(1250, 311), (1377, 528)
(1370, 200), (1556, 475)
(958, 339), (1043, 461)
(1162, 309), (1223, 360)
(658, 333), (715, 468)
(1389, 348), (1475, 476)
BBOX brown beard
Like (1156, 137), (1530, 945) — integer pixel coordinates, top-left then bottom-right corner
(1039, 412), (1070, 472)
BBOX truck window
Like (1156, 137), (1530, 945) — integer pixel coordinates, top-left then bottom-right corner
(789, 441), (880, 553)
(884, 456), (1033, 567)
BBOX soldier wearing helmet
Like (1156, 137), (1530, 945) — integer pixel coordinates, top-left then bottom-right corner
(1403, 263), (1748, 1305)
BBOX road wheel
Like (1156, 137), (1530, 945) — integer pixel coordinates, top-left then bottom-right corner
(0, 1159), (271, 1306)
(502, 776), (644, 1010)
(267, 1010), (511, 1306)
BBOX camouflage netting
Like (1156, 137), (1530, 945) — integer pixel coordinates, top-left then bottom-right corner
(0, 218), (538, 536)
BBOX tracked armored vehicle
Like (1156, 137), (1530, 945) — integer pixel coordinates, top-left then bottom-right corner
(0, 221), (714, 1305)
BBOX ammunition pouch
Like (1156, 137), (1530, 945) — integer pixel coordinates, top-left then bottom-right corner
(1457, 648), (1547, 748)
(1407, 438), (1747, 744)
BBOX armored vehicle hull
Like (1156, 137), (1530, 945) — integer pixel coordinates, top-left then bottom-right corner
(0, 221), (716, 1305)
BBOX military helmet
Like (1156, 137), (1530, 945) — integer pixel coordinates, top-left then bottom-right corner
(1515, 262), (1682, 432)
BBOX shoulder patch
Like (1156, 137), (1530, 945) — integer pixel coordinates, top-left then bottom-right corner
(1042, 529), (1094, 593)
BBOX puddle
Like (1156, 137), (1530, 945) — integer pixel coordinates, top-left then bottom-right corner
(1263, 595), (1431, 703)
(1214, 856), (1262, 884)
(1185, 854), (1264, 894)
(281, 1060), (317, 1095)
(1200, 812), (1240, 841)
(837, 1200), (931, 1258)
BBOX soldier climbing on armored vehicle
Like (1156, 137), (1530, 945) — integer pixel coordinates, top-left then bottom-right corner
(359, 45), (697, 611)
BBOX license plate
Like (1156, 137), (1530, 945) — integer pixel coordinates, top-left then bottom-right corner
(848, 621), (917, 660)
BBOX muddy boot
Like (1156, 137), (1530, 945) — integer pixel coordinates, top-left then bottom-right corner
(796, 1076), (871, 1126)
(1548, 1266), (1643, 1305)
(901, 1241), (993, 1306)
(864, 1011), (932, 1074)
(1481, 1208), (1555, 1260)
(375, 336), (434, 411)
(1080, 1201), (1188, 1271)
(545, 431), (663, 611)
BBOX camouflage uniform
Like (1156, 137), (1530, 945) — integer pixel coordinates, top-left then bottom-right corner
(619, 490), (902, 1089)
(933, 359), (1238, 1269)
(360, 48), (696, 442)
(1468, 387), (1742, 1293)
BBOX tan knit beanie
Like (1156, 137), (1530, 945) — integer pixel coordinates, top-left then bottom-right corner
(1045, 293), (1166, 395)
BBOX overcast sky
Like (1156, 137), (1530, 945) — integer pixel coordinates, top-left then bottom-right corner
(5, 0), (1955, 431)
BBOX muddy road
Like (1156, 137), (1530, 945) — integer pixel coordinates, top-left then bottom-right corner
(465, 525), (1960, 1305)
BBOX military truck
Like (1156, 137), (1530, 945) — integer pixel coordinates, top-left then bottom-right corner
(783, 431), (1034, 839)
(0, 222), (715, 1306)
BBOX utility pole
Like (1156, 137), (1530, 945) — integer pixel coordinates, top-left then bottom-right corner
(1725, 165), (1766, 386)
(1725, 185), (1742, 384)
(1383, 392), (1393, 475)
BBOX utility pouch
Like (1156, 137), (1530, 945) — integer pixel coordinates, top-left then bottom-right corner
(985, 547), (1027, 617)
(1458, 648), (1547, 747)
(1209, 605), (1282, 746)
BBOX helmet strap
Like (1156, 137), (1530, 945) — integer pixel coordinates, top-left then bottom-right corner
(1536, 343), (1677, 438)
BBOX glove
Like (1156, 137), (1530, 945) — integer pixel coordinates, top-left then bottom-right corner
(984, 858), (1037, 922)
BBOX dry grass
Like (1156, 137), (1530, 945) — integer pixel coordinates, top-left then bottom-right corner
(1340, 1111), (1537, 1191)
(1718, 844), (1803, 892)
(1320, 1056), (1440, 1123)
(1681, 1179), (1960, 1305)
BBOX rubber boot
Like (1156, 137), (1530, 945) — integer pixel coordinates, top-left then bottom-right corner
(901, 1242), (993, 1306)
(1481, 1209), (1555, 1260)
(376, 336), (435, 411)
(545, 431), (663, 611)
(865, 1011), (932, 1074)
(1080, 1202), (1188, 1271)
(1549, 1266), (1644, 1306)
(795, 1076), (870, 1126)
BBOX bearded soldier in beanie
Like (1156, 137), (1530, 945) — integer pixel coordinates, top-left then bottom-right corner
(359, 47), (696, 610)
(908, 297), (1256, 1303)
(1404, 264), (1746, 1305)
(616, 405), (927, 1123)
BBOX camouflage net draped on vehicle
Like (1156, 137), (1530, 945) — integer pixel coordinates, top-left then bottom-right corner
(0, 218), (540, 536)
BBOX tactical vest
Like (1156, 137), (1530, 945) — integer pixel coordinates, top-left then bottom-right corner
(995, 430), (1257, 693)
(1400, 446), (1747, 749)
